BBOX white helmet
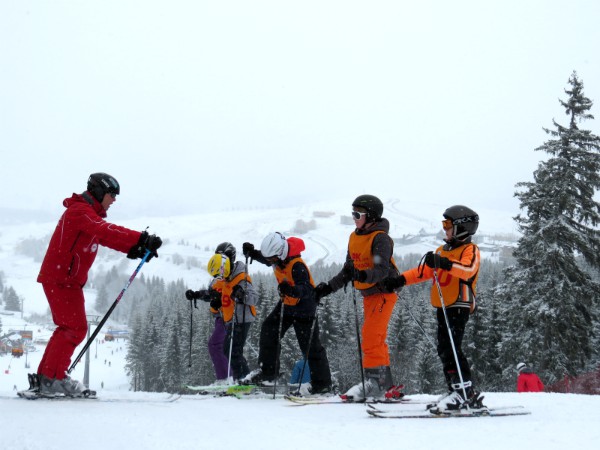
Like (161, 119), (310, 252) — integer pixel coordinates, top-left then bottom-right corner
(516, 362), (527, 372)
(260, 232), (288, 260)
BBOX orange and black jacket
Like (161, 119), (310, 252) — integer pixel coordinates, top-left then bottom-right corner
(251, 243), (317, 318)
(329, 218), (399, 297)
(402, 241), (480, 311)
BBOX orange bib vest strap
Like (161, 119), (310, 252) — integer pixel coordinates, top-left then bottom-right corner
(274, 257), (315, 306)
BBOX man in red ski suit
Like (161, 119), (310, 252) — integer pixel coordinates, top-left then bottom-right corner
(34, 173), (162, 396)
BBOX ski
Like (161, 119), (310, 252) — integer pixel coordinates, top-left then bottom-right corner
(14, 390), (180, 403)
(183, 384), (258, 396)
(366, 405), (530, 419)
(284, 394), (427, 406)
(183, 384), (289, 399)
(17, 388), (97, 400)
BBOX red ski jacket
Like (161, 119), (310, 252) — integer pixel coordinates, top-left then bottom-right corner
(517, 372), (545, 392)
(37, 193), (141, 288)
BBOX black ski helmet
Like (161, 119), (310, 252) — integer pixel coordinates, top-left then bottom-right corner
(87, 173), (120, 202)
(443, 205), (479, 240)
(215, 242), (236, 263)
(352, 195), (384, 222)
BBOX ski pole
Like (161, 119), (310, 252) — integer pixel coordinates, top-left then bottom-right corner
(402, 295), (436, 349)
(226, 304), (236, 382)
(351, 285), (367, 401)
(188, 297), (196, 368)
(432, 267), (469, 406)
(68, 250), (151, 374)
(273, 292), (286, 399)
(293, 296), (327, 396)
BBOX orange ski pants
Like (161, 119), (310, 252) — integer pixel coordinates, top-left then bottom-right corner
(361, 292), (397, 368)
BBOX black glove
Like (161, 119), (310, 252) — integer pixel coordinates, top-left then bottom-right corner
(424, 251), (453, 271)
(231, 285), (246, 303)
(315, 282), (332, 302)
(278, 281), (296, 298)
(353, 269), (368, 283)
(383, 275), (406, 292)
(209, 289), (222, 309)
(342, 261), (354, 280)
(127, 231), (163, 261)
(242, 242), (255, 258)
(185, 290), (209, 301)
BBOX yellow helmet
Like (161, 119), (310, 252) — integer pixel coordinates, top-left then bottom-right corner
(207, 253), (231, 279)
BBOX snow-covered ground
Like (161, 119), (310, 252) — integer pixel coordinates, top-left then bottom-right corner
(1, 327), (599, 450)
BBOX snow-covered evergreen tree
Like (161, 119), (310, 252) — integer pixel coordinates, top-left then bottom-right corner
(495, 71), (600, 384)
(3, 286), (21, 312)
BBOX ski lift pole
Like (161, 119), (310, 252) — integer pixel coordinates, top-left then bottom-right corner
(432, 268), (469, 406)
(68, 250), (152, 374)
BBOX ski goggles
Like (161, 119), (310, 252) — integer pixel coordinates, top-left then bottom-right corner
(351, 211), (367, 220)
(442, 219), (454, 230)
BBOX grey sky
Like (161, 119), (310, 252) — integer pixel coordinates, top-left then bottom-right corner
(2, 1), (599, 219)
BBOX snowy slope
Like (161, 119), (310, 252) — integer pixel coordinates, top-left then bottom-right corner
(1, 333), (599, 450)
(0, 198), (518, 315)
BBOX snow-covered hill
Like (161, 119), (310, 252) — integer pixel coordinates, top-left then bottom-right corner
(0, 198), (518, 316)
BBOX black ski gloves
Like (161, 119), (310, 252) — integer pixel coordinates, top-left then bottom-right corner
(128, 231), (162, 261)
(209, 289), (222, 310)
(242, 242), (254, 257)
(185, 289), (209, 301)
(242, 242), (261, 262)
(278, 281), (296, 298)
(383, 275), (406, 292)
(231, 285), (246, 303)
(424, 251), (453, 271)
(315, 282), (332, 302)
(352, 269), (368, 283)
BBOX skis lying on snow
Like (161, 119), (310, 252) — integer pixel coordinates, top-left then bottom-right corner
(366, 403), (531, 419)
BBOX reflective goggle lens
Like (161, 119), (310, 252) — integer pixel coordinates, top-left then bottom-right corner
(442, 219), (453, 230)
(352, 211), (367, 220)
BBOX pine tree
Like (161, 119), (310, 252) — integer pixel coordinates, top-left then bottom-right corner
(3, 286), (21, 312)
(95, 284), (109, 313)
(495, 71), (600, 384)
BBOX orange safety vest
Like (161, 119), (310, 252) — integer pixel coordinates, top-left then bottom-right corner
(273, 257), (315, 306)
(212, 272), (256, 322)
(348, 230), (398, 290)
(404, 243), (479, 311)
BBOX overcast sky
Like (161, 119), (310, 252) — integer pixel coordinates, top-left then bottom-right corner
(2, 1), (599, 220)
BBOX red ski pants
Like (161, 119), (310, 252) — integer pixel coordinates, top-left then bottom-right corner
(361, 292), (397, 368)
(38, 284), (88, 380)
